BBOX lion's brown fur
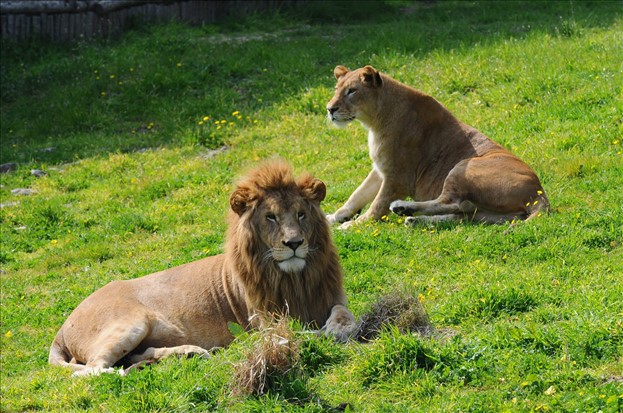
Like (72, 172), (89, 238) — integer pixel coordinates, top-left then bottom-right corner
(226, 160), (346, 326)
(49, 160), (356, 375)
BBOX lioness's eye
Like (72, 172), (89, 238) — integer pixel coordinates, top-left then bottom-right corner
(346, 88), (357, 96)
(297, 212), (306, 221)
(266, 214), (277, 222)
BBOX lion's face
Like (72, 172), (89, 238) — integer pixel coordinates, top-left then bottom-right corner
(326, 65), (383, 128)
(229, 161), (328, 275)
(254, 191), (315, 273)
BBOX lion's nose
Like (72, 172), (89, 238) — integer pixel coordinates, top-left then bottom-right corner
(283, 239), (303, 251)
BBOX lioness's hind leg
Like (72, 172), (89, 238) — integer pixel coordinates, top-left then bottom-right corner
(390, 198), (464, 217)
(405, 214), (462, 226)
(128, 345), (211, 364)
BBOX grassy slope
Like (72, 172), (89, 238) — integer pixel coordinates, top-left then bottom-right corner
(1, 1), (622, 412)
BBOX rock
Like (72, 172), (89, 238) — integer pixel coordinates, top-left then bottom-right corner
(0, 202), (19, 208)
(31, 169), (48, 177)
(0, 163), (17, 173)
(10, 188), (36, 196)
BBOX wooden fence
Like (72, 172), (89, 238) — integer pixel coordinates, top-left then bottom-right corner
(1, 0), (300, 42)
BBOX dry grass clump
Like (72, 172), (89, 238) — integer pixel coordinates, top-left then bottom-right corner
(357, 291), (435, 341)
(230, 315), (302, 397)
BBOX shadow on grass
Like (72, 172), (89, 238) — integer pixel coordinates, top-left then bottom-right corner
(1, 0), (620, 164)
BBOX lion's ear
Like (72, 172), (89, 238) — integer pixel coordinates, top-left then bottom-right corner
(230, 188), (251, 216)
(300, 178), (326, 203)
(361, 65), (382, 88)
(334, 65), (349, 80)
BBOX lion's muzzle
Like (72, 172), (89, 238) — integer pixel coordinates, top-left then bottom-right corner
(273, 238), (308, 274)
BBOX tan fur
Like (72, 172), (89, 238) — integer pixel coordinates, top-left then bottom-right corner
(326, 65), (549, 228)
(49, 160), (357, 376)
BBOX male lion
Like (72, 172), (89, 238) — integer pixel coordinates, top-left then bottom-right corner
(49, 160), (358, 376)
(326, 65), (549, 227)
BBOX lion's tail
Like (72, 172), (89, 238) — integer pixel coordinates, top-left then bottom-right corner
(525, 191), (550, 222)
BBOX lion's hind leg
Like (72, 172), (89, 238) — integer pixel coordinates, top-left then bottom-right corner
(71, 319), (153, 376)
(128, 344), (211, 365)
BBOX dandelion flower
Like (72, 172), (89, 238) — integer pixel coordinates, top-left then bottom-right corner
(203, 116), (210, 121)
(232, 111), (240, 116)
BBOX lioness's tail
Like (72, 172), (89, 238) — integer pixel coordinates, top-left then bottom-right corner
(525, 192), (550, 221)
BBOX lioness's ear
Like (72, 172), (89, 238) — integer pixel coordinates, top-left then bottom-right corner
(230, 188), (251, 216)
(300, 177), (326, 203)
(361, 65), (382, 87)
(334, 65), (349, 80)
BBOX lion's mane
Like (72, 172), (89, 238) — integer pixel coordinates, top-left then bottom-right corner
(226, 160), (346, 327)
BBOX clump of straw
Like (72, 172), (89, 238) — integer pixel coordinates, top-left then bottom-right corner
(357, 290), (435, 341)
(231, 315), (302, 396)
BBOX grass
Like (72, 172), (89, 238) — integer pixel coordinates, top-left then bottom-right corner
(1, 1), (622, 411)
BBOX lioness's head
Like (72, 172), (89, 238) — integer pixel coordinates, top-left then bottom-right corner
(229, 160), (328, 274)
(326, 65), (383, 128)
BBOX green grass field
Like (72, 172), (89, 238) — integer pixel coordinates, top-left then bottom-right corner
(1, 1), (622, 411)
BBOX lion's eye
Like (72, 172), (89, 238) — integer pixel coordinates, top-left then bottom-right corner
(346, 88), (357, 96)
(297, 212), (306, 221)
(266, 214), (277, 223)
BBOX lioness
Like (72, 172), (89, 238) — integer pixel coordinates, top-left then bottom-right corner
(49, 160), (358, 376)
(326, 65), (549, 227)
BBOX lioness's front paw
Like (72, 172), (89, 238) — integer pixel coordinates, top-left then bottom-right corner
(326, 214), (338, 225)
(338, 220), (357, 230)
(326, 209), (353, 225)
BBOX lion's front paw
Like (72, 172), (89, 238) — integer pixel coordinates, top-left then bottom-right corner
(323, 305), (358, 342)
